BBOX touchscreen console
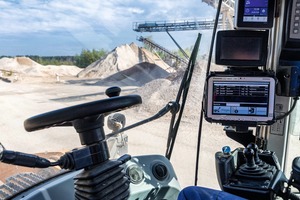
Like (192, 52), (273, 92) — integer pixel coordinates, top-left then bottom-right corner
(234, 0), (275, 29)
(205, 75), (276, 124)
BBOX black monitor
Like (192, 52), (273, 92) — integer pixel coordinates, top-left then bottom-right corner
(215, 30), (268, 67)
(234, 0), (275, 29)
(205, 75), (276, 124)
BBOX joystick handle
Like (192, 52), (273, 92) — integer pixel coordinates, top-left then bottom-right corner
(247, 143), (260, 164)
(243, 148), (256, 168)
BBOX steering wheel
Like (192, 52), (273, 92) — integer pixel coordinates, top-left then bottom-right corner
(24, 95), (142, 132)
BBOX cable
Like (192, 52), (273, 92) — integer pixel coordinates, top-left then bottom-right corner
(194, 0), (223, 186)
(276, 97), (299, 121)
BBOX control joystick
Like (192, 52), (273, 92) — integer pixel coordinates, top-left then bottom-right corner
(247, 143), (261, 164)
(235, 147), (273, 180)
(244, 148), (256, 168)
(247, 143), (269, 170)
(247, 143), (277, 175)
(215, 146), (286, 200)
(240, 148), (264, 173)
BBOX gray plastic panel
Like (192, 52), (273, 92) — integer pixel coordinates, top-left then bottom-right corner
(11, 155), (181, 200)
(126, 155), (181, 200)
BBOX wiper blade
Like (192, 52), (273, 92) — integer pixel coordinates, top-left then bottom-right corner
(105, 101), (179, 139)
(165, 33), (202, 159)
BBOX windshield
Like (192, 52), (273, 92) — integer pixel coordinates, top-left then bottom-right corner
(0, 0), (299, 199)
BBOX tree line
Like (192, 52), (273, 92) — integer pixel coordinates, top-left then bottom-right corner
(32, 49), (108, 68)
(1, 44), (195, 69)
(1, 49), (108, 68)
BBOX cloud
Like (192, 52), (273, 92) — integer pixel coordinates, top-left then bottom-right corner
(136, 0), (214, 20)
(0, 0), (214, 34)
(0, 0), (216, 55)
(128, 7), (144, 15)
(0, 1), (107, 33)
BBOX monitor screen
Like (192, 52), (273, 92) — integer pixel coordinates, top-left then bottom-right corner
(243, 0), (269, 23)
(215, 30), (268, 67)
(205, 76), (275, 124)
(235, 0), (275, 29)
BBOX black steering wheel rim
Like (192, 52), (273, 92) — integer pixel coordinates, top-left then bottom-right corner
(24, 95), (142, 132)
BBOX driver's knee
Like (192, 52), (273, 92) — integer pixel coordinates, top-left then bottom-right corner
(177, 186), (247, 200)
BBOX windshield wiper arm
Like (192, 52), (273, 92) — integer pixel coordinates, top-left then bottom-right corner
(165, 33), (202, 160)
(105, 101), (179, 139)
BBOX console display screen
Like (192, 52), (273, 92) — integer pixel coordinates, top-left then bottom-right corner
(205, 76), (275, 123)
(212, 81), (269, 116)
(220, 37), (261, 61)
(243, 0), (268, 23)
(215, 30), (268, 67)
(235, 0), (275, 29)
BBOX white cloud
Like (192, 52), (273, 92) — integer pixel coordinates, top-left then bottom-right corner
(0, 1), (11, 7)
(0, 0), (216, 55)
(137, 0), (214, 21)
(0, 1), (105, 32)
(0, 0), (214, 34)
(128, 7), (144, 14)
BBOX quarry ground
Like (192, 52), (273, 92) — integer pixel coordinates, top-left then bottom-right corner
(0, 76), (243, 190)
(0, 54), (299, 191)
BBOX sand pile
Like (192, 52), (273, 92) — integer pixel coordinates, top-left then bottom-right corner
(0, 57), (81, 78)
(96, 62), (170, 86)
(134, 61), (205, 117)
(134, 60), (224, 117)
(77, 43), (174, 85)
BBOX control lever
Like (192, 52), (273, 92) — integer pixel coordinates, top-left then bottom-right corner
(105, 86), (121, 97)
(0, 149), (53, 168)
(243, 148), (256, 168)
(247, 143), (260, 164)
(247, 143), (270, 170)
(235, 148), (273, 180)
(215, 145), (290, 200)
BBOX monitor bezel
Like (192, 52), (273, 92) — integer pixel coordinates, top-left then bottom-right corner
(205, 75), (275, 124)
(215, 30), (269, 67)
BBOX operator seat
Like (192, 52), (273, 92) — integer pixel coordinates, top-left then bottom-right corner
(178, 186), (247, 200)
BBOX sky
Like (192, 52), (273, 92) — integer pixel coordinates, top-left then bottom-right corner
(0, 0), (216, 56)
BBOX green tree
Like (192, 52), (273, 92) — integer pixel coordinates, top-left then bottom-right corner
(142, 36), (154, 51)
(75, 49), (107, 68)
(173, 46), (192, 59)
(29, 56), (75, 66)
